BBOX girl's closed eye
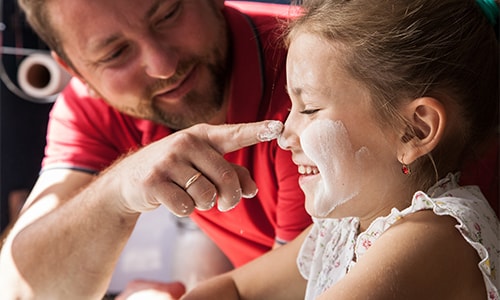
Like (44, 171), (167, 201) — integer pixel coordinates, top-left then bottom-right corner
(300, 108), (320, 115)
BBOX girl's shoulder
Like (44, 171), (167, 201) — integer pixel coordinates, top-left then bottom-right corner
(355, 174), (499, 299)
(344, 209), (490, 299)
(357, 173), (498, 262)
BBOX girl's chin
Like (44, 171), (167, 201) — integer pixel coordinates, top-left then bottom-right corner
(306, 198), (340, 218)
(298, 173), (321, 189)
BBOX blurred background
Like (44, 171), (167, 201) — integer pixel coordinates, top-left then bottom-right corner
(0, 0), (55, 233)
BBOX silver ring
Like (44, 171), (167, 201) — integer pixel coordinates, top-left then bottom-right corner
(184, 172), (202, 190)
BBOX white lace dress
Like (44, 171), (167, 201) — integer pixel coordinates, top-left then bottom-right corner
(297, 173), (499, 300)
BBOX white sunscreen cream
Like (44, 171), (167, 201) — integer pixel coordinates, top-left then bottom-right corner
(300, 119), (371, 217)
(257, 120), (283, 142)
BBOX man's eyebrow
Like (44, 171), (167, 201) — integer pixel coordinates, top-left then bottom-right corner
(87, 34), (120, 53)
(88, 0), (165, 53)
(144, 0), (163, 22)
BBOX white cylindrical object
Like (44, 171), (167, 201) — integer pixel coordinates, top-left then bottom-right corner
(17, 53), (71, 99)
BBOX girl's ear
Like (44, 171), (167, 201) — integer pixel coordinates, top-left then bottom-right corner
(397, 97), (446, 164)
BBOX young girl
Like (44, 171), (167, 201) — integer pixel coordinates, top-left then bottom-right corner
(182, 0), (499, 299)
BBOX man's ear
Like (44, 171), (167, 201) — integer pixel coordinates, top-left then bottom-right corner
(397, 97), (446, 164)
(51, 50), (101, 98)
(51, 50), (78, 78)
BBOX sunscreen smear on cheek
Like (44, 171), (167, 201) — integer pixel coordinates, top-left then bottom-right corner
(301, 119), (371, 217)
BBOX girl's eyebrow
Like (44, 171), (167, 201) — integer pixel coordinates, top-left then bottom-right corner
(288, 86), (303, 96)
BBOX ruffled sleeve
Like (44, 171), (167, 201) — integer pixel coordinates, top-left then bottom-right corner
(297, 217), (359, 300)
(356, 173), (499, 299)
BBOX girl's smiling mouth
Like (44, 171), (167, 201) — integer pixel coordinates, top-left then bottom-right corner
(298, 165), (320, 175)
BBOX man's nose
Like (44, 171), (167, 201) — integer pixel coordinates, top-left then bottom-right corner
(142, 39), (178, 79)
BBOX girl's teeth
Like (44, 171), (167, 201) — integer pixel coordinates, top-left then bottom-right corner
(298, 165), (319, 175)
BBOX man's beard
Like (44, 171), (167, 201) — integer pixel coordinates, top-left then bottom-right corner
(136, 39), (229, 130)
(151, 60), (227, 130)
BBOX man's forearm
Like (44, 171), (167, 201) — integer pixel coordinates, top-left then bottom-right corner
(0, 174), (140, 299)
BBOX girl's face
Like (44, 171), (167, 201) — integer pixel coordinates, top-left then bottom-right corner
(280, 31), (399, 219)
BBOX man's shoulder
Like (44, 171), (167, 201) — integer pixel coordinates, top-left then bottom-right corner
(58, 78), (109, 110)
(58, 78), (135, 121)
(223, 1), (297, 54)
(225, 1), (297, 19)
(55, 78), (142, 131)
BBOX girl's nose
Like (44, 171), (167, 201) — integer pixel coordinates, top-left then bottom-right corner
(277, 130), (290, 150)
(277, 120), (300, 151)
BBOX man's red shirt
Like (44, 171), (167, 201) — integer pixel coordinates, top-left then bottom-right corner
(42, 2), (311, 267)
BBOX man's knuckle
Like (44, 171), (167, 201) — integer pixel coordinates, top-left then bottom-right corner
(219, 168), (238, 183)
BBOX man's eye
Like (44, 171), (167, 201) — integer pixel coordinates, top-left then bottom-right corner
(300, 109), (320, 115)
(101, 46), (127, 63)
(157, 2), (181, 25)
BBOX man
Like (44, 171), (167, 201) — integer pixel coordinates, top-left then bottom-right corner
(0, 0), (311, 298)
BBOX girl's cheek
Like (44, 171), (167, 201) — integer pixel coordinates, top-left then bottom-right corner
(300, 119), (371, 217)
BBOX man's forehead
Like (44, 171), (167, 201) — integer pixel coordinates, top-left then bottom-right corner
(48, 0), (165, 32)
(49, 0), (164, 52)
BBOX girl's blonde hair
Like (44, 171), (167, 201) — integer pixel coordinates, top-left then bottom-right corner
(287, 0), (499, 191)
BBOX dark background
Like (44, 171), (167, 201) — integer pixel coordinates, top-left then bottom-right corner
(0, 0), (52, 233)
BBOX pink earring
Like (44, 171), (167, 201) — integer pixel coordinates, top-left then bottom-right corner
(401, 154), (411, 175)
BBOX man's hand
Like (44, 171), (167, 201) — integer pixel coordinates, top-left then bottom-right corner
(110, 120), (283, 216)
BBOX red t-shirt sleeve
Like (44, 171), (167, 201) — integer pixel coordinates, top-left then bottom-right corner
(42, 78), (140, 173)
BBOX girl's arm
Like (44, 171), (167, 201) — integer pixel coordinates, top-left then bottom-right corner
(182, 225), (311, 300)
